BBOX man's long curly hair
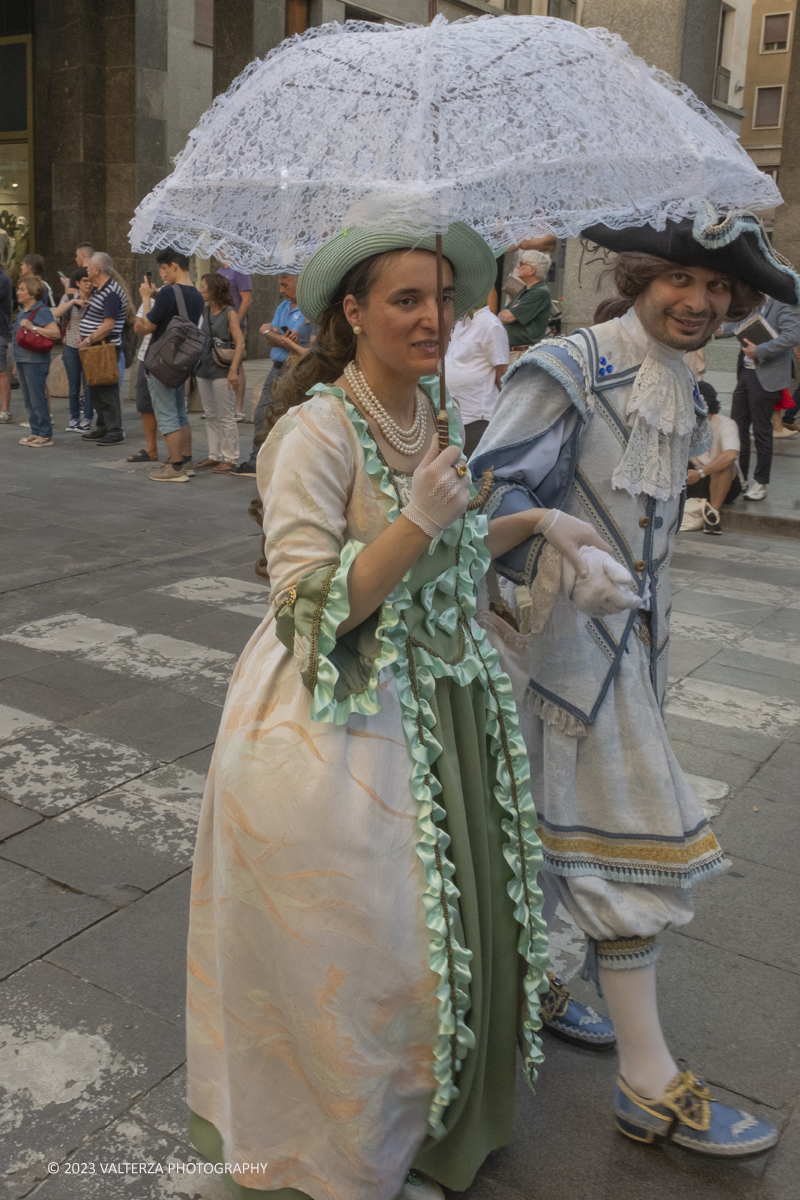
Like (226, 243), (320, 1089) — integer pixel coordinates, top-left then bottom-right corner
(594, 252), (762, 325)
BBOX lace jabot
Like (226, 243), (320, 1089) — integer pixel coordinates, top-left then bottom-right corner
(610, 308), (710, 502)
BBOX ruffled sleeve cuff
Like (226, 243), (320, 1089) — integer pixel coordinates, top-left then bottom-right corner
(275, 539), (403, 725)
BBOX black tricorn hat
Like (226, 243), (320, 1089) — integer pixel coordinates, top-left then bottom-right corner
(582, 212), (800, 306)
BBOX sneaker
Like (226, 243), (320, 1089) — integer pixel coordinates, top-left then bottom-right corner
(0, 411), (12, 423)
(700, 500), (722, 536)
(77, 418), (92, 431)
(181, 458), (196, 477)
(20, 421), (30, 429)
(540, 971), (616, 1048)
(773, 426), (797, 438)
(614, 1069), (778, 1157)
(229, 462), (257, 478)
(96, 434), (125, 445)
(149, 461), (190, 483)
(234, 412), (245, 422)
(744, 482), (767, 501)
(66, 418), (80, 432)
(81, 430), (106, 441)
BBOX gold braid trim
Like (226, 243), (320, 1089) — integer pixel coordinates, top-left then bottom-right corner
(597, 935), (657, 960)
(307, 566), (338, 694)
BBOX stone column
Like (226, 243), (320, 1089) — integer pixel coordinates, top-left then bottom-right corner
(213, 0), (287, 358)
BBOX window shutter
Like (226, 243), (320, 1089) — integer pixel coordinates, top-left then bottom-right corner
(195, 0), (214, 47)
(754, 86), (783, 127)
(763, 13), (790, 50)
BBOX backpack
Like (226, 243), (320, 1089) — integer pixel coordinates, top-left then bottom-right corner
(144, 284), (205, 387)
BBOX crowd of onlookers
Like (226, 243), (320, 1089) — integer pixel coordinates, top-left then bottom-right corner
(0, 242), (315, 482)
(1, 235), (797, 519)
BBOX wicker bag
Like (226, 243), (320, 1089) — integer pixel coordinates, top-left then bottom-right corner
(79, 341), (119, 386)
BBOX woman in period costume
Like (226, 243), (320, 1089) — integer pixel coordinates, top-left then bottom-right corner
(185, 224), (612, 1200)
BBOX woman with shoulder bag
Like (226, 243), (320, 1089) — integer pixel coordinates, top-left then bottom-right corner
(196, 272), (245, 472)
(12, 276), (60, 446)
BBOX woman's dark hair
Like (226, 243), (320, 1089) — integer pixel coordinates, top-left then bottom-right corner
(268, 251), (387, 434)
(23, 253), (46, 275)
(156, 247), (191, 271)
(593, 296), (631, 323)
(698, 380), (720, 415)
(601, 252), (763, 323)
(73, 267), (88, 282)
(202, 272), (233, 308)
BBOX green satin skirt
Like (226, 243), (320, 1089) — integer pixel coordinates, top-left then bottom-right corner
(189, 675), (522, 1197)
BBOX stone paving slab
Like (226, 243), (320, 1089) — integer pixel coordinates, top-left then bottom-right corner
(682, 857), (800, 977)
(0, 704), (50, 744)
(30, 1118), (230, 1199)
(0, 676), (102, 724)
(0, 768), (203, 906)
(68, 689), (223, 763)
(747, 742), (800, 798)
(693, 661), (800, 706)
(47, 872), (192, 1027)
(0, 960), (185, 1199)
(0, 642), (61, 683)
(77, 591), (218, 633)
(0, 726), (157, 815)
(669, 738), (761, 790)
(666, 713), (781, 765)
(0, 798), (41, 841)
(712, 787), (798, 875)
(21, 657), (158, 707)
(0, 860), (113, 979)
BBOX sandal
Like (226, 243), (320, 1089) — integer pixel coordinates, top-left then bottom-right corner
(127, 449), (157, 463)
(19, 435), (38, 445)
(213, 462), (233, 473)
(196, 458), (221, 469)
(29, 437), (54, 447)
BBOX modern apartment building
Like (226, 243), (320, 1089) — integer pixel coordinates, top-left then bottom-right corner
(739, 0), (796, 232)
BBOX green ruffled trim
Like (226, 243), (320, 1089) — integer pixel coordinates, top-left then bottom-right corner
(466, 623), (549, 1088)
(305, 538), (407, 726)
(303, 380), (546, 1132)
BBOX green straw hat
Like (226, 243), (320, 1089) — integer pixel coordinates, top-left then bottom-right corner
(296, 222), (496, 324)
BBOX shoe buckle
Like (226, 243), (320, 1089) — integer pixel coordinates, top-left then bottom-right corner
(541, 970), (571, 1021)
(663, 1068), (712, 1132)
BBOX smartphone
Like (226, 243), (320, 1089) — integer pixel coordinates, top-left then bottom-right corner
(280, 325), (289, 333)
(145, 272), (152, 283)
(58, 270), (69, 282)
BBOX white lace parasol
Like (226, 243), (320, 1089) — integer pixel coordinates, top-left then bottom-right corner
(129, 14), (781, 271)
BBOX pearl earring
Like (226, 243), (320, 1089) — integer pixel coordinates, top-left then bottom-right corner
(353, 325), (362, 335)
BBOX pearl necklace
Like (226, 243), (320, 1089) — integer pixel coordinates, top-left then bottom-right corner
(344, 362), (427, 456)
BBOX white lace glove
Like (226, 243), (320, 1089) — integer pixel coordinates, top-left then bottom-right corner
(536, 509), (614, 576)
(562, 546), (641, 617)
(400, 441), (471, 539)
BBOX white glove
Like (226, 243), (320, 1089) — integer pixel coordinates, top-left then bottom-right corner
(401, 441), (471, 539)
(536, 509), (615, 576)
(562, 546), (641, 618)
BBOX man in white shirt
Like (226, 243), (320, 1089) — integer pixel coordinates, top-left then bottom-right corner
(445, 304), (509, 458)
(686, 381), (741, 534)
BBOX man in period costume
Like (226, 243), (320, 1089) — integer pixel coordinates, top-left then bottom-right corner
(472, 211), (800, 1158)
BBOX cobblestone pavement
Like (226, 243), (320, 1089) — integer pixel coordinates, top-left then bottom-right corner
(0, 398), (798, 1199)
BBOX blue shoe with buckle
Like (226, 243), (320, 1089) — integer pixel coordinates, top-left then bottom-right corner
(541, 970), (616, 1048)
(615, 1069), (779, 1158)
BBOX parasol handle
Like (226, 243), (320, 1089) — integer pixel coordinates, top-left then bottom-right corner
(435, 233), (449, 451)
